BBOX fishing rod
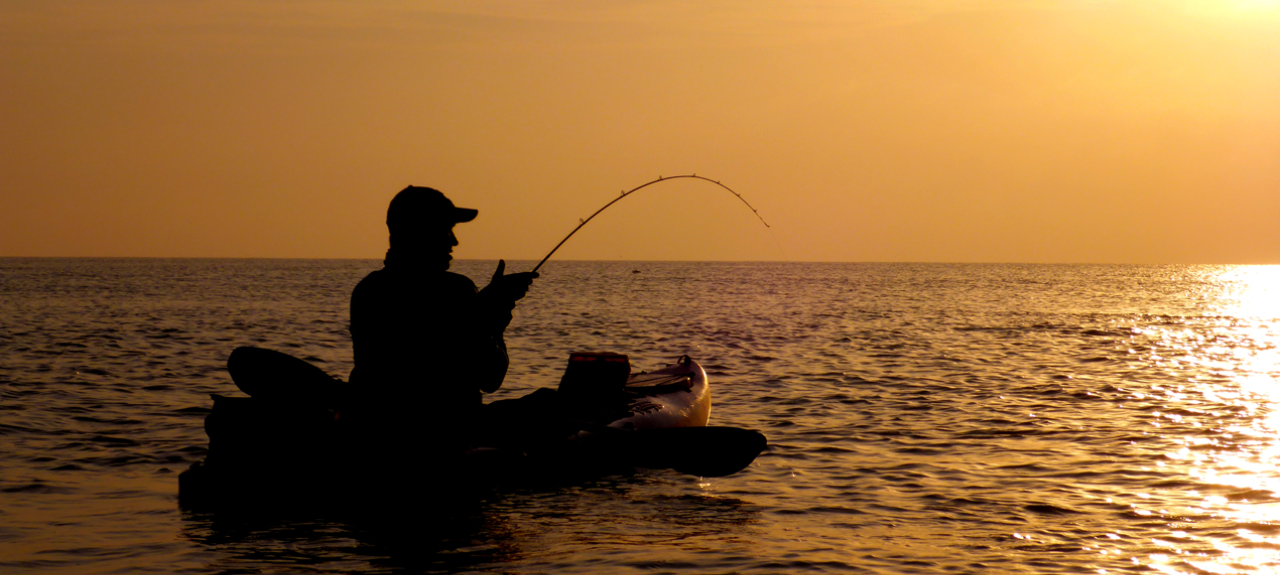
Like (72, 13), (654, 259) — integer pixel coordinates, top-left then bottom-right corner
(531, 175), (770, 273)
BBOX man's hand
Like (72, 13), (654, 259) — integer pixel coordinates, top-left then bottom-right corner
(479, 260), (538, 330)
(483, 259), (538, 302)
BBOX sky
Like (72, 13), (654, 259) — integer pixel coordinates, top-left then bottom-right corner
(2, 0), (1278, 264)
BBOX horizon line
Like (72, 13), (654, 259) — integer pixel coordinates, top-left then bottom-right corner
(1, 256), (1277, 266)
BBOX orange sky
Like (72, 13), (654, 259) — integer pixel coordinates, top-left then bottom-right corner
(3, 1), (1278, 263)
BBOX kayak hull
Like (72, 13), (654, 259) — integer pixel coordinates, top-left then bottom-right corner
(178, 355), (741, 510)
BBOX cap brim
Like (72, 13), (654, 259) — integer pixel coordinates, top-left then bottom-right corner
(454, 208), (478, 223)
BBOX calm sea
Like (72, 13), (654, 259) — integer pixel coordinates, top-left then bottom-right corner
(3, 259), (1279, 574)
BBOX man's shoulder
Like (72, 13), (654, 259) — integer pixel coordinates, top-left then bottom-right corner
(352, 268), (389, 295)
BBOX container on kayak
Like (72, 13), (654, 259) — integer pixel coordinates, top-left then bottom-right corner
(558, 352), (630, 401)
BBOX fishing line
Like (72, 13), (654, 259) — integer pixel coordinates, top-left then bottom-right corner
(531, 175), (770, 273)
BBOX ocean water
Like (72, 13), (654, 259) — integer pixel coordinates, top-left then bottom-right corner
(3, 258), (1280, 574)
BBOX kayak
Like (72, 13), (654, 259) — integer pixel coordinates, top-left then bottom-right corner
(177, 350), (765, 509)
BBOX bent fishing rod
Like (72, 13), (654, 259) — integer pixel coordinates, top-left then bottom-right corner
(531, 174), (769, 273)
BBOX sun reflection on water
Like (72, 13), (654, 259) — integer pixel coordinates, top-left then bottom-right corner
(1145, 266), (1280, 573)
(1215, 266), (1280, 321)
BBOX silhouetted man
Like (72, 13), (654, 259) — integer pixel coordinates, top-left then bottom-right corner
(348, 186), (537, 452)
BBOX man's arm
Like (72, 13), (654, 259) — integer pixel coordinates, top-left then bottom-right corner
(474, 260), (537, 393)
(475, 336), (509, 394)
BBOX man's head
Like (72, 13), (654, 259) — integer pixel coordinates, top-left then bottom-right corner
(387, 186), (477, 231)
(386, 186), (478, 269)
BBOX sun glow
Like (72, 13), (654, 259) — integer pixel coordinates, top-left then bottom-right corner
(1183, 0), (1280, 19)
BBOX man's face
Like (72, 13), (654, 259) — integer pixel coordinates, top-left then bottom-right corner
(397, 223), (459, 270)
